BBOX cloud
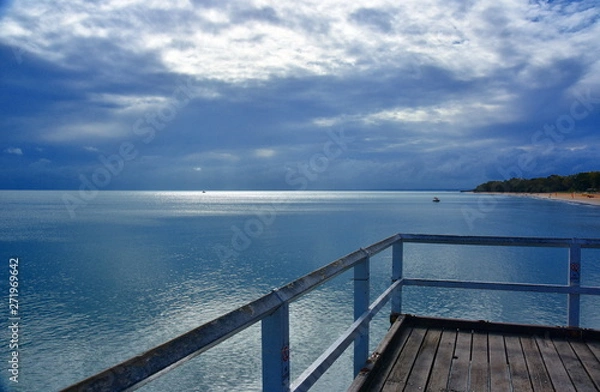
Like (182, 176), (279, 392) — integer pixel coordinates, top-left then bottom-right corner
(232, 6), (281, 25)
(1, 1), (597, 84)
(349, 8), (394, 33)
(254, 148), (276, 158)
(4, 147), (23, 155)
(0, 0), (599, 190)
(29, 158), (51, 170)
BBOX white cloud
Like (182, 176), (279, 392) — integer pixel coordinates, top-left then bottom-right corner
(254, 148), (276, 158)
(183, 151), (241, 163)
(4, 147), (23, 155)
(2, 0), (596, 85)
(45, 122), (128, 142)
(313, 95), (518, 131)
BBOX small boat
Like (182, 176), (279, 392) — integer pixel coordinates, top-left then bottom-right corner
(432, 197), (440, 202)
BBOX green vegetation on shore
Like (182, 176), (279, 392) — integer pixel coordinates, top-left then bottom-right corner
(473, 171), (600, 193)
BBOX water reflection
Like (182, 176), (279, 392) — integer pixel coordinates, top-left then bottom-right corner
(0, 191), (599, 391)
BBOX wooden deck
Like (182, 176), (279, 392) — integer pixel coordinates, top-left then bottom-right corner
(348, 315), (600, 392)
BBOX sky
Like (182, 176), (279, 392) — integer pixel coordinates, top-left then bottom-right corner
(0, 0), (599, 191)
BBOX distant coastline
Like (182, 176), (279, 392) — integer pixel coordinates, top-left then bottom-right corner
(472, 171), (599, 194)
(471, 171), (600, 206)
(477, 191), (600, 206)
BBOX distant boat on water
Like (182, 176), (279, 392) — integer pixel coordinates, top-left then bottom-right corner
(433, 197), (440, 202)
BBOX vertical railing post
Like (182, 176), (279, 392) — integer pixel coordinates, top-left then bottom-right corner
(391, 241), (403, 323)
(262, 302), (290, 392)
(568, 242), (581, 327)
(353, 256), (370, 376)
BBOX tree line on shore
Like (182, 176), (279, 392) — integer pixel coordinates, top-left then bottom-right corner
(473, 171), (600, 193)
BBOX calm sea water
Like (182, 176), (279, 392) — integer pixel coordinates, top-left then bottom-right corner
(0, 190), (599, 391)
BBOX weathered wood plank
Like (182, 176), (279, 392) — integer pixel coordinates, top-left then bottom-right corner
(521, 336), (552, 391)
(426, 329), (457, 392)
(504, 335), (532, 391)
(569, 339), (600, 390)
(535, 335), (576, 392)
(553, 338), (597, 391)
(382, 327), (426, 392)
(348, 315), (600, 392)
(447, 329), (471, 392)
(403, 328), (442, 391)
(587, 340), (600, 362)
(470, 332), (489, 391)
(362, 322), (414, 392)
(488, 333), (511, 391)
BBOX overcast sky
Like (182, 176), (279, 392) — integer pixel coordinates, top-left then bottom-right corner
(1, 0), (599, 190)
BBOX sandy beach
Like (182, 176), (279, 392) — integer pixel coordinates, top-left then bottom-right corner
(498, 192), (600, 206)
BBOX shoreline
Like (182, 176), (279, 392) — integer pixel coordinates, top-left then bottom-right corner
(477, 192), (600, 206)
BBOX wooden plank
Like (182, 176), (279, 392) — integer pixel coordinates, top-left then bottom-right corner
(586, 340), (600, 391)
(426, 329), (457, 392)
(569, 339), (600, 390)
(553, 338), (597, 391)
(349, 315), (600, 392)
(488, 333), (511, 391)
(447, 329), (471, 392)
(403, 328), (442, 390)
(587, 339), (600, 362)
(535, 335), (576, 392)
(398, 314), (600, 339)
(470, 332), (489, 391)
(521, 336), (552, 391)
(361, 322), (414, 392)
(382, 327), (426, 392)
(504, 335), (532, 391)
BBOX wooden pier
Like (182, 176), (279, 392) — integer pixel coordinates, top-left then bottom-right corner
(349, 314), (600, 392)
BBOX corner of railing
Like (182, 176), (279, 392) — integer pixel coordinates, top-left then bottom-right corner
(391, 238), (404, 320)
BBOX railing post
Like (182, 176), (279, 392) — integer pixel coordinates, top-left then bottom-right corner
(391, 241), (403, 323)
(568, 242), (581, 327)
(354, 256), (370, 376)
(262, 302), (290, 392)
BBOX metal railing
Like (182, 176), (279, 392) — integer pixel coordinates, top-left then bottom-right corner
(62, 234), (600, 392)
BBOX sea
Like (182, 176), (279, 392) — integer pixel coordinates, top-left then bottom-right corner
(0, 190), (599, 392)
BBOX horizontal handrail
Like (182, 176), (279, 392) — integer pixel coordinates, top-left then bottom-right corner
(62, 234), (600, 392)
(401, 278), (600, 295)
(397, 233), (600, 248)
(61, 234), (400, 391)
